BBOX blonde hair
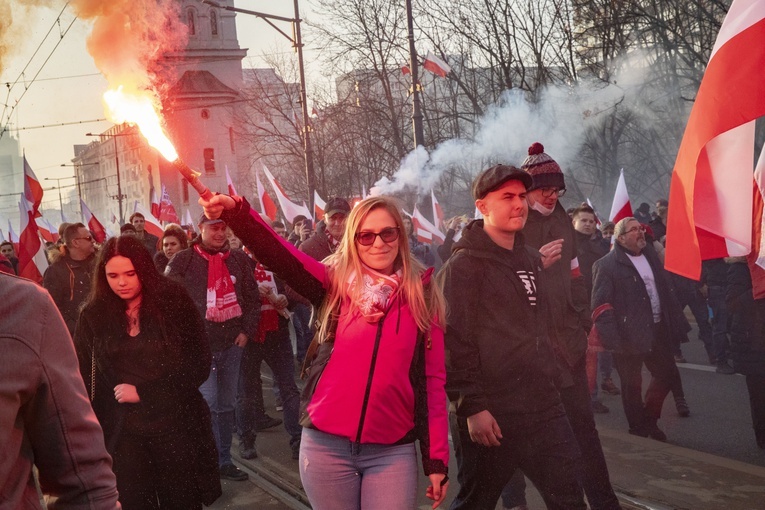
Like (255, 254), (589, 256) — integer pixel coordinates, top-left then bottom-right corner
(315, 196), (445, 342)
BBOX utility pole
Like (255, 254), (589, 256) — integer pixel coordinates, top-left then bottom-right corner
(202, 0), (316, 211)
(405, 0), (425, 148)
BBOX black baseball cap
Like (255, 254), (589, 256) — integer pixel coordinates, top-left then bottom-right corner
(472, 164), (533, 200)
(324, 197), (351, 217)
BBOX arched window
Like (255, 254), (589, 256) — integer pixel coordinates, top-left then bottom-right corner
(187, 8), (196, 35)
(210, 9), (218, 36)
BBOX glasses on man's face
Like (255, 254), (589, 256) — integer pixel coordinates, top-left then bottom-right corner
(624, 225), (646, 235)
(540, 187), (566, 198)
(75, 236), (94, 242)
(355, 227), (400, 246)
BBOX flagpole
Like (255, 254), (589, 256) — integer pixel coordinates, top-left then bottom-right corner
(405, 0), (425, 148)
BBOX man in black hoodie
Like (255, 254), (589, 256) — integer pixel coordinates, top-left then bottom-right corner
(439, 164), (586, 510)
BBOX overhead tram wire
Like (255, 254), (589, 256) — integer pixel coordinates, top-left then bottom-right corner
(1, 3), (77, 140)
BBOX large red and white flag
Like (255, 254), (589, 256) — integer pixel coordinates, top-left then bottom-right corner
(261, 165), (312, 223)
(81, 200), (107, 243)
(665, 0), (765, 279)
(412, 206), (446, 244)
(313, 190), (326, 220)
(17, 198), (47, 283)
(609, 169), (633, 223)
(23, 156), (43, 218)
(158, 184), (180, 224)
(431, 189), (445, 232)
(423, 51), (452, 78)
(225, 166), (238, 196)
(150, 187), (161, 220)
(133, 201), (164, 239)
(256, 170), (278, 221)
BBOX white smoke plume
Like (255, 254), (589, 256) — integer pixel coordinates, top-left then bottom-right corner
(371, 77), (633, 196)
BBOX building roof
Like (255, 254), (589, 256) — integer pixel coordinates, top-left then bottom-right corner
(168, 70), (238, 96)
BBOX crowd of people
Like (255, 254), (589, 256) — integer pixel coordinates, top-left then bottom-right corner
(3, 141), (765, 510)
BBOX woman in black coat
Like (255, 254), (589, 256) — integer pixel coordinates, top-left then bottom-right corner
(74, 235), (221, 509)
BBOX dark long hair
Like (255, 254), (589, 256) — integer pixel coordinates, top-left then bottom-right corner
(84, 235), (167, 337)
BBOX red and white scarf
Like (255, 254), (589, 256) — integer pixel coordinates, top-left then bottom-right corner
(253, 261), (280, 343)
(194, 245), (243, 322)
(347, 264), (402, 323)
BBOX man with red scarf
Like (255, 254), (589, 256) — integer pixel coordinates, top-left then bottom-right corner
(166, 214), (259, 482)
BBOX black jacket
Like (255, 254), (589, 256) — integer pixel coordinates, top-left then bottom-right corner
(42, 253), (96, 335)
(166, 243), (260, 352)
(524, 203), (590, 369)
(726, 260), (765, 376)
(74, 279), (221, 506)
(438, 220), (560, 418)
(575, 230), (609, 300)
(591, 242), (690, 354)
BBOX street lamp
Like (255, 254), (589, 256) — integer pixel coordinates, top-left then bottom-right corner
(203, 0), (316, 211)
(86, 132), (129, 224)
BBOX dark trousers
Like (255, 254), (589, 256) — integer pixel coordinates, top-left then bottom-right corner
(449, 404), (586, 510)
(614, 329), (682, 431)
(237, 327), (301, 444)
(113, 431), (202, 510)
(500, 360), (620, 510)
(292, 303), (313, 363)
(708, 285), (730, 362)
(746, 375), (765, 443)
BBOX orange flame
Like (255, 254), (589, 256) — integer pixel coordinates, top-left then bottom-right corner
(103, 86), (179, 162)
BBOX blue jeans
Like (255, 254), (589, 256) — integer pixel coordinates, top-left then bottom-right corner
(299, 428), (418, 510)
(590, 351), (615, 402)
(199, 344), (243, 467)
(237, 327), (301, 444)
(292, 303), (313, 363)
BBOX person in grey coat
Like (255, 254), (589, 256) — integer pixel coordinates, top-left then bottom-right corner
(0, 272), (120, 509)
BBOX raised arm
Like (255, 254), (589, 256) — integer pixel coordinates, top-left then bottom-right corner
(203, 194), (328, 307)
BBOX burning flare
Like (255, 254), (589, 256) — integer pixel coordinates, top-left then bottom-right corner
(103, 86), (178, 162)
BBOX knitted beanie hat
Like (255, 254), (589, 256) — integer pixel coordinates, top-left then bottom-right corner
(520, 142), (565, 190)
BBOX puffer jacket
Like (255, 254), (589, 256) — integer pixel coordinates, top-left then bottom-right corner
(221, 198), (449, 476)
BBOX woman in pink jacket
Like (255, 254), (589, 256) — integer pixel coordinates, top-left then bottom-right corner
(202, 193), (450, 509)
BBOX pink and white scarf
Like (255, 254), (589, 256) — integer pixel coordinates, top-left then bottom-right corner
(347, 265), (402, 323)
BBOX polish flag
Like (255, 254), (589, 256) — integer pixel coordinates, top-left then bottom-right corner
(150, 187), (161, 220)
(183, 209), (198, 233)
(225, 166), (238, 196)
(665, 0), (765, 279)
(36, 217), (56, 243)
(261, 165), (312, 223)
(412, 206), (445, 244)
(17, 199), (47, 283)
(402, 65), (411, 75)
(256, 170), (278, 221)
(431, 189), (445, 231)
(81, 200), (107, 243)
(749, 144), (765, 297)
(159, 185), (180, 224)
(313, 190), (326, 220)
(23, 156), (43, 218)
(7, 220), (20, 254)
(608, 169), (633, 223)
(133, 201), (164, 239)
(586, 198), (602, 226)
(423, 51), (452, 78)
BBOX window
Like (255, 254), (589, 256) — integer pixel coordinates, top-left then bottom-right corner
(203, 148), (215, 174)
(210, 9), (218, 36)
(182, 179), (190, 204)
(187, 9), (196, 35)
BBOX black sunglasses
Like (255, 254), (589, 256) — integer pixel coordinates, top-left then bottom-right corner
(355, 227), (400, 246)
